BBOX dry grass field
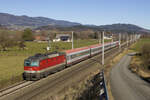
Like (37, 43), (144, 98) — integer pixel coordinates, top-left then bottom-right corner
(129, 38), (150, 79)
(129, 38), (150, 52)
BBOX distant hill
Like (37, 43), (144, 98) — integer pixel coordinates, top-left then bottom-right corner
(98, 24), (148, 32)
(0, 12), (149, 34)
(98, 24), (150, 34)
(37, 24), (150, 34)
(0, 13), (81, 29)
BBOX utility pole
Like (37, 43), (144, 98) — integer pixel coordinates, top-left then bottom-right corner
(119, 33), (121, 49)
(101, 32), (103, 44)
(111, 33), (113, 48)
(112, 33), (113, 43)
(131, 34), (133, 43)
(130, 34), (131, 43)
(102, 31), (105, 66)
(133, 34), (134, 42)
(132, 34), (133, 42)
(47, 33), (50, 51)
(99, 31), (101, 44)
(135, 34), (137, 41)
(134, 33), (136, 42)
(135, 34), (136, 41)
(72, 31), (74, 49)
(127, 34), (128, 47)
(132, 33), (134, 42)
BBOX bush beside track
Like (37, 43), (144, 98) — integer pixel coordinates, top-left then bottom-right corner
(129, 38), (150, 81)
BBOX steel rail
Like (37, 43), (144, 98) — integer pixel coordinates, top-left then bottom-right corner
(0, 81), (34, 98)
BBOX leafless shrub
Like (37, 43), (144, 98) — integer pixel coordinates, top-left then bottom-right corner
(141, 43), (150, 70)
(0, 31), (18, 51)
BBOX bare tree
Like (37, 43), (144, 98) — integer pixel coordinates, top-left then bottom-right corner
(0, 30), (18, 51)
(141, 43), (150, 69)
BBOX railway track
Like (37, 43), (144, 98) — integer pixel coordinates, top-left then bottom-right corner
(0, 81), (34, 98)
(0, 43), (128, 100)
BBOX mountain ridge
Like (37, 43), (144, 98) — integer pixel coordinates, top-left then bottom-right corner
(0, 12), (149, 34)
(37, 23), (150, 34)
(0, 13), (81, 28)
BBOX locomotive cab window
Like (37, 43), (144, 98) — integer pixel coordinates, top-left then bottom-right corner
(31, 61), (39, 67)
(24, 60), (31, 66)
(24, 60), (39, 67)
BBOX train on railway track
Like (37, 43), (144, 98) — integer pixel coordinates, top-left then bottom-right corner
(23, 41), (119, 80)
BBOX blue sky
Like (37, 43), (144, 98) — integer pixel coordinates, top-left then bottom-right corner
(0, 0), (150, 29)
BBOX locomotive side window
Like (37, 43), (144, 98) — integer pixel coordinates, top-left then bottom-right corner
(92, 47), (102, 52)
(71, 54), (76, 59)
(68, 49), (90, 61)
(80, 50), (90, 56)
(24, 60), (31, 66)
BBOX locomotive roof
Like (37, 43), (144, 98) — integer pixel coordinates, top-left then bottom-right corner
(64, 46), (90, 54)
(89, 42), (114, 48)
(89, 44), (102, 48)
(26, 51), (64, 61)
(64, 42), (113, 54)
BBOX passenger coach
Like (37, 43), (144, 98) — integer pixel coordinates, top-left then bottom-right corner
(23, 41), (119, 80)
(64, 47), (91, 66)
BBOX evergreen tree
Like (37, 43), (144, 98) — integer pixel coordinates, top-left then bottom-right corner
(22, 28), (34, 41)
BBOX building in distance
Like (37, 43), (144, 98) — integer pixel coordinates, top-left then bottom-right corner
(53, 34), (71, 42)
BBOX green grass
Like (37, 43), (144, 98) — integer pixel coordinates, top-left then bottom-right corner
(130, 38), (150, 52)
(0, 56), (26, 80)
(0, 39), (112, 89)
(0, 39), (111, 56)
(0, 56), (27, 88)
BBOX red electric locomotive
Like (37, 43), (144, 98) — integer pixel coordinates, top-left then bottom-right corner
(23, 51), (66, 80)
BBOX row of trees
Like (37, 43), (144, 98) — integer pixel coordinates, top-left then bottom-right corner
(0, 28), (143, 51)
(0, 28), (34, 51)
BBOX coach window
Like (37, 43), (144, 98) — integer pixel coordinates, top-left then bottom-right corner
(73, 54), (77, 58)
(80, 52), (84, 56)
(67, 56), (70, 60)
(71, 54), (75, 59)
(70, 55), (72, 59)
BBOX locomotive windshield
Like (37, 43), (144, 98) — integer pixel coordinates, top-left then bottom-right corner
(24, 60), (39, 67)
(24, 60), (30, 66)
